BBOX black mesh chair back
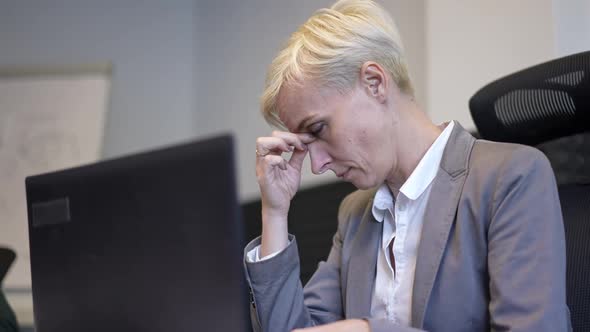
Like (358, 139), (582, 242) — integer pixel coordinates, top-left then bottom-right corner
(470, 51), (590, 146)
(559, 184), (590, 330)
(469, 51), (590, 332)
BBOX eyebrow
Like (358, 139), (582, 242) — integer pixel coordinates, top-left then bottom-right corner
(296, 114), (317, 133)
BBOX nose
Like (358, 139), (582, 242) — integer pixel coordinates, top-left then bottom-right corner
(308, 141), (332, 175)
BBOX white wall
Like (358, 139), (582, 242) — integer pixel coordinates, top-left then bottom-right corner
(425, 0), (556, 130)
(194, 0), (426, 202)
(0, 0), (197, 158)
(552, 0), (590, 56)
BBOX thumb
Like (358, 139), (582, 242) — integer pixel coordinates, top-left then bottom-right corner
(288, 148), (307, 171)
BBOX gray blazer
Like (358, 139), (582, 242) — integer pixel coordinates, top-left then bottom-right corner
(244, 123), (571, 332)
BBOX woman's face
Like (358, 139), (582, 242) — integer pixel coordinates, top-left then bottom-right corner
(278, 79), (398, 189)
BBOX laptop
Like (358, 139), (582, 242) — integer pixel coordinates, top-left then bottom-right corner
(25, 135), (248, 332)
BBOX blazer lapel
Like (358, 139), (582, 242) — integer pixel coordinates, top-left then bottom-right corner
(345, 199), (382, 318)
(411, 123), (476, 328)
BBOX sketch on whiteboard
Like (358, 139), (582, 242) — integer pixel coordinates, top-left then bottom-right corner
(0, 75), (109, 289)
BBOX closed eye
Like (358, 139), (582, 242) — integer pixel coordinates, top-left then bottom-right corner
(309, 122), (326, 137)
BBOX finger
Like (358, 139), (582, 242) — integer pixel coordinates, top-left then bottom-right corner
(288, 147), (308, 171)
(263, 154), (288, 171)
(256, 136), (293, 156)
(271, 130), (308, 150)
(291, 327), (320, 332)
(296, 132), (316, 145)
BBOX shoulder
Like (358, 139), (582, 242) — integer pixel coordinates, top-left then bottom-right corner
(466, 140), (557, 219)
(455, 139), (559, 240)
(468, 139), (552, 181)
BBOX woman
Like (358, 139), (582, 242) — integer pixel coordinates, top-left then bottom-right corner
(244, 1), (571, 331)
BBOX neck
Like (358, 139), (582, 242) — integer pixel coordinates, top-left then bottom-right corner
(385, 102), (443, 196)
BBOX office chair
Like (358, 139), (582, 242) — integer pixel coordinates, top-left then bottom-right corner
(470, 50), (590, 332)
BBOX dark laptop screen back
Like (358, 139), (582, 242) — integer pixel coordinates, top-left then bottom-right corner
(25, 135), (247, 332)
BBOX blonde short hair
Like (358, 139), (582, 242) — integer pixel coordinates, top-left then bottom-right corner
(261, 0), (414, 128)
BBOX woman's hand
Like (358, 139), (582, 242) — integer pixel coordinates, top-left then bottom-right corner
(292, 319), (370, 332)
(255, 130), (315, 257)
(255, 130), (315, 216)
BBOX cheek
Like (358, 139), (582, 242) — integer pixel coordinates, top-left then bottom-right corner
(359, 129), (393, 181)
(345, 134), (376, 175)
(355, 130), (371, 163)
(331, 116), (374, 165)
(357, 127), (380, 159)
(358, 128), (370, 146)
(343, 129), (368, 159)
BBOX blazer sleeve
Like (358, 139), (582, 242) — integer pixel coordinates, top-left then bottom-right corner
(487, 147), (571, 331)
(0, 291), (19, 332)
(243, 194), (355, 332)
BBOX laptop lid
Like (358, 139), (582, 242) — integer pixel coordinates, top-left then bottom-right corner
(25, 135), (247, 332)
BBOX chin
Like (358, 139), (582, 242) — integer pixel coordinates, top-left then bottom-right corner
(352, 182), (373, 190)
(348, 174), (380, 190)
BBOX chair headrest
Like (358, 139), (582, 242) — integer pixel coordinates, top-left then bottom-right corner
(470, 51), (590, 146)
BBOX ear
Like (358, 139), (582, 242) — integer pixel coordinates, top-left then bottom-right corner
(360, 61), (388, 103)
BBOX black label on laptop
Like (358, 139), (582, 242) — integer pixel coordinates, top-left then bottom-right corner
(31, 197), (71, 227)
